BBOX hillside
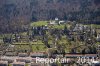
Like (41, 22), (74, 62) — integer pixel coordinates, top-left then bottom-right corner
(0, 0), (100, 33)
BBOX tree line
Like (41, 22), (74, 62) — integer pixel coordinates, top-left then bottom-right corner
(0, 0), (100, 33)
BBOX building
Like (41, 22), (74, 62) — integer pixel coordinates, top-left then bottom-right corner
(65, 54), (83, 58)
(49, 21), (56, 25)
(91, 61), (100, 66)
(0, 61), (8, 66)
(97, 34), (100, 42)
(18, 53), (29, 57)
(29, 62), (45, 66)
(73, 24), (84, 32)
(0, 39), (3, 43)
(58, 21), (66, 24)
(30, 52), (47, 58)
(5, 52), (17, 56)
(12, 62), (25, 66)
(65, 54), (98, 58)
(97, 45), (100, 57)
(49, 18), (59, 25)
(16, 57), (31, 63)
(55, 17), (59, 21)
(0, 56), (14, 63)
(84, 54), (98, 58)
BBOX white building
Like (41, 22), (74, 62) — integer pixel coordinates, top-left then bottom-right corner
(59, 20), (65, 24)
(97, 34), (100, 42)
(49, 18), (66, 25)
(91, 61), (100, 66)
(55, 17), (58, 21)
(49, 21), (56, 25)
(49, 18), (59, 25)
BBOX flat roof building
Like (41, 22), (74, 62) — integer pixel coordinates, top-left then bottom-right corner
(29, 62), (45, 66)
(18, 53), (29, 57)
(65, 54), (98, 58)
(12, 62), (25, 66)
(16, 57), (31, 63)
(0, 61), (8, 66)
(30, 52), (47, 58)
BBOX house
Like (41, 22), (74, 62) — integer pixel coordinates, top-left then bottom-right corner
(49, 18), (66, 25)
(97, 34), (100, 42)
(0, 61), (8, 66)
(12, 62), (25, 66)
(5, 52), (17, 56)
(91, 61), (100, 66)
(97, 45), (100, 57)
(0, 56), (14, 63)
(29, 62), (45, 66)
(55, 17), (59, 21)
(86, 61), (100, 66)
(16, 57), (31, 63)
(65, 54), (83, 58)
(65, 54), (98, 58)
(58, 21), (66, 24)
(49, 18), (59, 25)
(0, 39), (3, 43)
(18, 53), (29, 57)
(0, 51), (3, 55)
(84, 54), (98, 58)
(30, 52), (47, 58)
(49, 21), (56, 25)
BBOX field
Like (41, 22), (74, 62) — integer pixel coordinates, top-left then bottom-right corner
(86, 24), (100, 28)
(31, 21), (69, 29)
(31, 21), (48, 26)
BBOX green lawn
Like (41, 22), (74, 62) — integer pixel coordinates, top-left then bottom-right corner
(86, 24), (100, 28)
(96, 42), (100, 45)
(32, 45), (47, 52)
(52, 24), (65, 29)
(92, 24), (100, 28)
(31, 21), (48, 26)
(31, 21), (69, 29)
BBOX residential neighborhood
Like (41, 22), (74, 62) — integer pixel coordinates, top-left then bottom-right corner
(0, 18), (100, 66)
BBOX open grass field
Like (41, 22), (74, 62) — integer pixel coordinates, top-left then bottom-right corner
(92, 24), (100, 28)
(32, 45), (47, 52)
(86, 24), (100, 28)
(31, 21), (69, 29)
(31, 21), (48, 26)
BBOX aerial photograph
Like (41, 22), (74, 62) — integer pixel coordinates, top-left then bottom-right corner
(0, 0), (100, 66)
